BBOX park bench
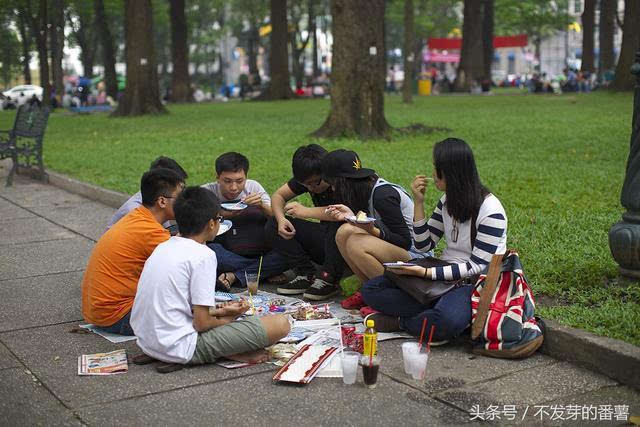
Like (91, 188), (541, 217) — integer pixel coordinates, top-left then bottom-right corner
(0, 102), (50, 186)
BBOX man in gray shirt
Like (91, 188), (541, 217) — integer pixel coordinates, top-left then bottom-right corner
(202, 152), (290, 290)
(105, 157), (188, 231)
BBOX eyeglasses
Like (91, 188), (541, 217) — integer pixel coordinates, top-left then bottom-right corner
(214, 215), (224, 222)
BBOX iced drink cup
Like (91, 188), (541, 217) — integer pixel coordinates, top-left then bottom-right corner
(406, 349), (429, 380)
(360, 355), (380, 389)
(402, 342), (420, 375)
(245, 272), (259, 295)
(341, 351), (360, 385)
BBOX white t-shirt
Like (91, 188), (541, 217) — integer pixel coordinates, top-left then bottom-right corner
(201, 179), (271, 206)
(131, 236), (217, 363)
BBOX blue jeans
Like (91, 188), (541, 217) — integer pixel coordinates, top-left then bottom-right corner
(207, 243), (291, 286)
(361, 276), (473, 341)
(96, 311), (134, 336)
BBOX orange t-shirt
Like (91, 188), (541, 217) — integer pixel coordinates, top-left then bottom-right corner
(81, 206), (169, 326)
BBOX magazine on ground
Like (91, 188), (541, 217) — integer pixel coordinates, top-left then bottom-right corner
(77, 349), (128, 376)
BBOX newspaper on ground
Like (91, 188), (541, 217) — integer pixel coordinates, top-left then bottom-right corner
(77, 349), (128, 375)
(78, 324), (137, 343)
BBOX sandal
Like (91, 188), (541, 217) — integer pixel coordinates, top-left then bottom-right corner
(132, 353), (158, 365)
(216, 272), (237, 291)
(156, 363), (184, 374)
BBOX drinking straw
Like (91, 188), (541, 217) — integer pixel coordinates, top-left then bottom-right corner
(256, 256), (263, 286)
(338, 319), (344, 357)
(427, 325), (435, 353)
(418, 318), (428, 349)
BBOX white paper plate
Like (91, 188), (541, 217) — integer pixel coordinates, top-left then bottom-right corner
(217, 220), (232, 236)
(221, 202), (247, 211)
(346, 215), (376, 224)
(383, 261), (418, 269)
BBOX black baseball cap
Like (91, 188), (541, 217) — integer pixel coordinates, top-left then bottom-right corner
(322, 149), (376, 179)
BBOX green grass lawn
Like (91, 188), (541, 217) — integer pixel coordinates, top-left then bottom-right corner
(2, 91), (638, 346)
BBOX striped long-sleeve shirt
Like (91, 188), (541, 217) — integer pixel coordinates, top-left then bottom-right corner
(413, 194), (507, 281)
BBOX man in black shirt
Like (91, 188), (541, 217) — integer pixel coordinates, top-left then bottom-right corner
(265, 144), (347, 300)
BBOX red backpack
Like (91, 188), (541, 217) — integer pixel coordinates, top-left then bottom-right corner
(470, 251), (544, 359)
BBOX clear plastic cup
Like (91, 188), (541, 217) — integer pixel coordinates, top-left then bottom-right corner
(341, 351), (360, 385)
(245, 272), (259, 295)
(402, 342), (420, 375)
(406, 349), (429, 380)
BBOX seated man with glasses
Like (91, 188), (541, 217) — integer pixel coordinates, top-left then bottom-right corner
(131, 187), (290, 366)
(265, 144), (348, 300)
(81, 168), (185, 335)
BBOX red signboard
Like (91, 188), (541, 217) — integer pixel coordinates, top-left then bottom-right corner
(428, 34), (528, 50)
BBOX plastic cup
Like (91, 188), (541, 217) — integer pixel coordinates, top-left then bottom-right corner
(406, 349), (429, 380)
(245, 272), (259, 295)
(341, 351), (360, 385)
(360, 354), (380, 388)
(402, 342), (420, 375)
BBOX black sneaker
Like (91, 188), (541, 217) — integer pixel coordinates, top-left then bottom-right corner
(303, 278), (339, 301)
(277, 275), (313, 295)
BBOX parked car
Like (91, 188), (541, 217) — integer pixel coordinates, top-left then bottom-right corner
(2, 85), (43, 107)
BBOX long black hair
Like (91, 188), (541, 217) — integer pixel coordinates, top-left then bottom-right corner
(327, 175), (377, 214)
(433, 138), (489, 223)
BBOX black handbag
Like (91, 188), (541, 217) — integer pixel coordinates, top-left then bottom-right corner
(384, 257), (468, 306)
(385, 208), (480, 306)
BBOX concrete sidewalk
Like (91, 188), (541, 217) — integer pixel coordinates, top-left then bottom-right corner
(0, 166), (638, 426)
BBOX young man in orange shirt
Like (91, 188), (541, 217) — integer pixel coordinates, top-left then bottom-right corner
(81, 168), (185, 335)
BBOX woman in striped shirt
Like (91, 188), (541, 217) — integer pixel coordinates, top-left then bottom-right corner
(360, 138), (507, 341)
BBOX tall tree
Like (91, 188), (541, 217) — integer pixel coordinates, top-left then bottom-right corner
(402, 0), (414, 104)
(94, 0), (118, 98)
(612, 0), (640, 91)
(113, 0), (166, 116)
(313, 0), (389, 139)
(0, 12), (22, 87)
(455, 0), (484, 91)
(482, 0), (494, 83)
(599, 0), (616, 75)
(262, 0), (293, 99)
(495, 0), (569, 69)
(15, 7), (32, 84)
(67, 0), (97, 76)
(25, 0), (51, 106)
(289, 0), (312, 88)
(168, 0), (191, 102)
(580, 0), (596, 73)
(49, 0), (65, 103)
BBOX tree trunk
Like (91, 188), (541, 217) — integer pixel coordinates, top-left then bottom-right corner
(482, 0), (494, 83)
(263, 0), (293, 99)
(311, 2), (319, 77)
(612, 0), (640, 91)
(50, 0), (64, 104)
(599, 0), (616, 75)
(94, 0), (118, 99)
(581, 0), (596, 73)
(248, 23), (259, 76)
(73, 11), (96, 77)
(169, 0), (191, 102)
(312, 0), (390, 139)
(402, 0), (414, 104)
(28, 0), (51, 106)
(17, 11), (32, 84)
(455, 0), (484, 92)
(112, 0), (166, 116)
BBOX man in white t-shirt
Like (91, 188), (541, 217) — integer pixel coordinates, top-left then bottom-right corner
(131, 186), (290, 365)
(201, 152), (291, 291)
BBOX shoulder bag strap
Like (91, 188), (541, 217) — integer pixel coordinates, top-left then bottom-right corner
(471, 253), (504, 340)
